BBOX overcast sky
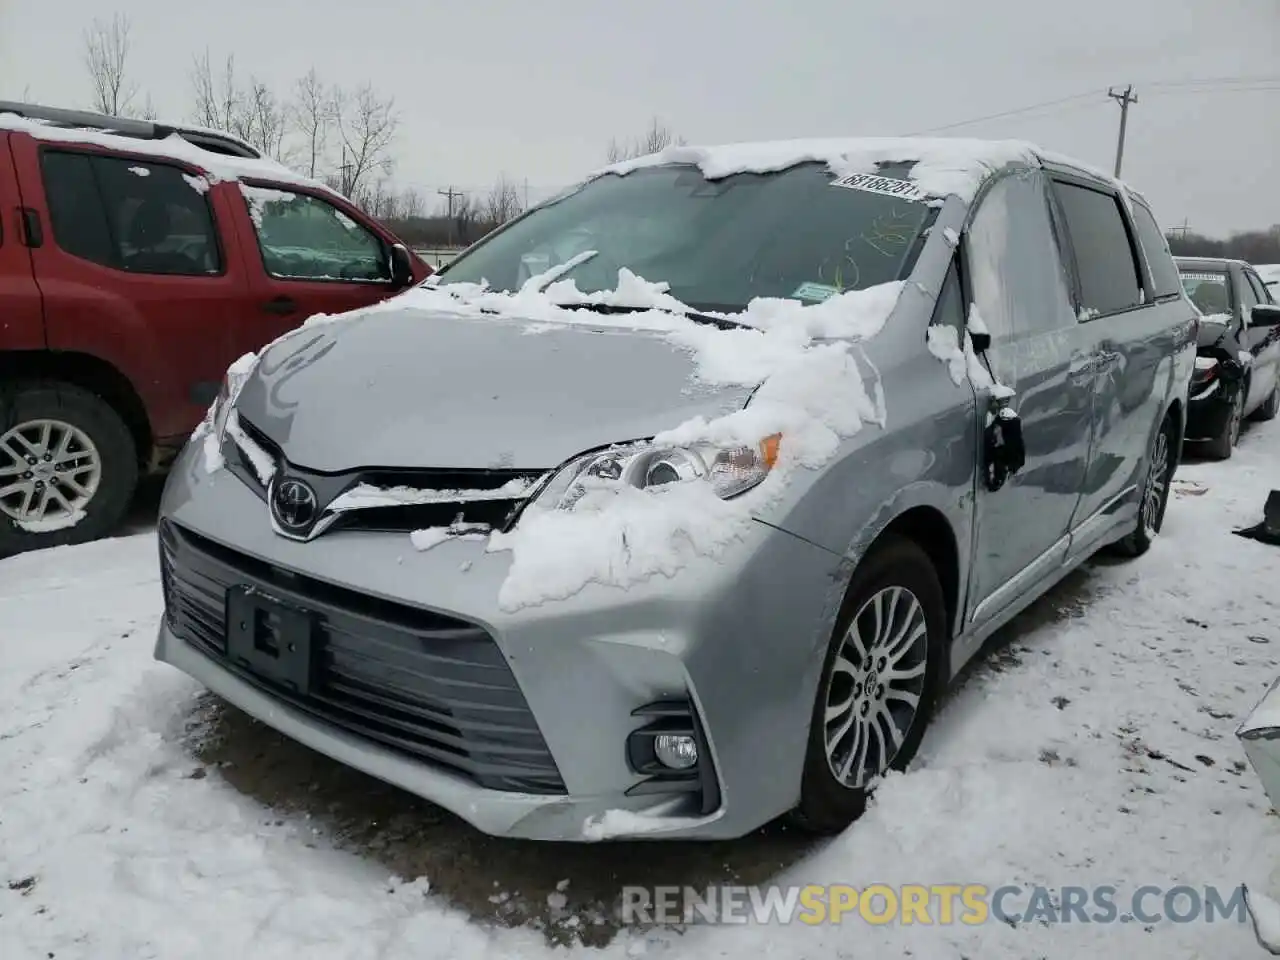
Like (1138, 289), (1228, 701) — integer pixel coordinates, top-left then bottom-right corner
(1, 0), (1276, 236)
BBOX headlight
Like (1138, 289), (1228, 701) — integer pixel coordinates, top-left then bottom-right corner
(529, 435), (782, 513)
(1194, 356), (1218, 372)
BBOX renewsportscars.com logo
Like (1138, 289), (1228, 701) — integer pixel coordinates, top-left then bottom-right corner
(618, 883), (1249, 926)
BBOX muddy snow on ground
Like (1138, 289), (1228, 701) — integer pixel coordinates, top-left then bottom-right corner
(4, 429), (1280, 959)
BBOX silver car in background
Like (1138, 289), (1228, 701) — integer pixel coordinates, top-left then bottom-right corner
(155, 139), (1197, 840)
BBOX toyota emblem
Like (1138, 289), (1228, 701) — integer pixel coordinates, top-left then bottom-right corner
(271, 478), (318, 531)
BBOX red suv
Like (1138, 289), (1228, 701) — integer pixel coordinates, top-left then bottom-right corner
(0, 102), (431, 557)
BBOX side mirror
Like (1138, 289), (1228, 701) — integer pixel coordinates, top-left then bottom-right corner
(1251, 304), (1280, 327)
(970, 330), (992, 353)
(389, 243), (414, 289)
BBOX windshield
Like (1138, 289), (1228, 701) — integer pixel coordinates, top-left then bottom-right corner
(435, 163), (934, 313)
(1179, 269), (1231, 316)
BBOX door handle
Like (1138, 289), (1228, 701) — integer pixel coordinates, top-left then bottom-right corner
(262, 296), (298, 316)
(18, 207), (43, 248)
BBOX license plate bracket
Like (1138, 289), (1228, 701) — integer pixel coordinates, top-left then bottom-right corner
(225, 586), (316, 695)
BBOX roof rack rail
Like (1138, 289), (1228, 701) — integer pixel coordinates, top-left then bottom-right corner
(0, 101), (262, 160)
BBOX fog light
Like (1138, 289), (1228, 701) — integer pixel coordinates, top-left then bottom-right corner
(653, 734), (698, 770)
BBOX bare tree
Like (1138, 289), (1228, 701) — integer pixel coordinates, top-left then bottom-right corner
(83, 13), (137, 117)
(190, 50), (242, 132)
(139, 93), (158, 122)
(244, 80), (288, 160)
(483, 174), (525, 227)
(289, 68), (331, 178)
(397, 187), (425, 220)
(333, 83), (398, 197)
(606, 116), (684, 162)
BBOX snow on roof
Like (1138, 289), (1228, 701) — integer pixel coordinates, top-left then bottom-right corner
(592, 136), (1113, 203)
(1174, 255), (1241, 268)
(0, 112), (333, 194)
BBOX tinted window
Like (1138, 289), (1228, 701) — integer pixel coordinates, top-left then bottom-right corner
(1240, 272), (1260, 315)
(241, 185), (390, 282)
(94, 157), (221, 274)
(40, 150), (221, 275)
(1129, 202), (1183, 299)
(438, 163), (932, 312)
(1246, 270), (1272, 305)
(41, 151), (116, 266)
(966, 169), (1077, 347)
(1050, 181), (1143, 315)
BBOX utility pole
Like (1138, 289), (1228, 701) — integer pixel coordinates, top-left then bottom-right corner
(523, 177), (529, 210)
(339, 145), (354, 197)
(1107, 84), (1138, 178)
(437, 186), (463, 247)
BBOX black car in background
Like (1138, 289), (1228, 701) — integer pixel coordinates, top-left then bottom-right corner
(1175, 257), (1280, 459)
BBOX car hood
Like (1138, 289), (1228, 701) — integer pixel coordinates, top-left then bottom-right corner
(233, 308), (754, 471)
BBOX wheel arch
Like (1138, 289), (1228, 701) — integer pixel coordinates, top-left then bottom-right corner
(0, 351), (152, 466)
(863, 505), (962, 670)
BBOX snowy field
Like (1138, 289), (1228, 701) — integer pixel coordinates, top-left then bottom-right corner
(3, 427), (1280, 959)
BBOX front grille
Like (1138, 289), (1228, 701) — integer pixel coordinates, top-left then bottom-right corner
(227, 415), (544, 535)
(159, 521), (565, 794)
(336, 468), (542, 533)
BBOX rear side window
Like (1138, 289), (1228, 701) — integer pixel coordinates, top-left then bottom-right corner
(41, 151), (117, 266)
(1050, 181), (1143, 316)
(1129, 202), (1183, 299)
(40, 150), (221, 275)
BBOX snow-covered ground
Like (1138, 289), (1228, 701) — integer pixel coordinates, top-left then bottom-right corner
(4, 428), (1280, 958)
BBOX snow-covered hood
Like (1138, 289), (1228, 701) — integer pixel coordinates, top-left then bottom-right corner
(234, 308), (754, 472)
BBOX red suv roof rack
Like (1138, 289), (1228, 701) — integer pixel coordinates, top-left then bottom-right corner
(0, 100), (262, 160)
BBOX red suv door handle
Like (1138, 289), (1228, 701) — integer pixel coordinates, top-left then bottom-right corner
(17, 208), (43, 248)
(262, 296), (298, 316)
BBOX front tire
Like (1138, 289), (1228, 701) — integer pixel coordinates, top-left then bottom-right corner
(0, 382), (139, 560)
(790, 535), (946, 834)
(1114, 412), (1176, 558)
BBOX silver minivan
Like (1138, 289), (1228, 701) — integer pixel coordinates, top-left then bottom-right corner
(155, 139), (1197, 841)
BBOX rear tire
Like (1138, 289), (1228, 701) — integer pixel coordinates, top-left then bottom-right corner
(1203, 387), (1243, 461)
(1114, 412), (1176, 558)
(1253, 384), (1279, 423)
(0, 382), (139, 560)
(790, 534), (947, 834)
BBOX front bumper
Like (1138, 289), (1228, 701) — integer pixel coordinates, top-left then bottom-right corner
(155, 448), (846, 840)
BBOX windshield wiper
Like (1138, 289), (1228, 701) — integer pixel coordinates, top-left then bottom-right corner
(559, 301), (748, 331)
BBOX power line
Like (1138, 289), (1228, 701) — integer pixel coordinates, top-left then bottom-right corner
(904, 75), (1280, 137)
(903, 91), (1104, 135)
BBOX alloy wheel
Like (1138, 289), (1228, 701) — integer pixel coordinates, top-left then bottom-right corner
(823, 586), (929, 789)
(0, 419), (103, 527)
(1141, 427), (1170, 537)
